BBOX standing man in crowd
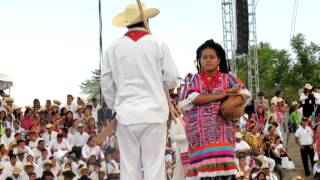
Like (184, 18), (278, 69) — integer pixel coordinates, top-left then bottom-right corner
(295, 117), (315, 176)
(101, 3), (178, 180)
(63, 95), (77, 114)
(90, 98), (101, 122)
(254, 92), (270, 112)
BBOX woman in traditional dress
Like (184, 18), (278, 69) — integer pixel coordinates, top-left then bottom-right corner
(255, 105), (268, 131)
(179, 39), (250, 179)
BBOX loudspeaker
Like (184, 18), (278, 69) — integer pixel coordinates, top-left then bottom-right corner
(236, 0), (249, 54)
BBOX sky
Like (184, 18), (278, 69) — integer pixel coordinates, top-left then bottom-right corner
(0, 0), (319, 106)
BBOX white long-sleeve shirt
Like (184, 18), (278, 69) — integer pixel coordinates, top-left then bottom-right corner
(63, 102), (77, 114)
(169, 117), (188, 154)
(66, 133), (75, 147)
(101, 29), (178, 125)
(1, 134), (14, 149)
(42, 131), (57, 148)
(73, 132), (89, 147)
(81, 144), (105, 160)
(50, 139), (71, 152)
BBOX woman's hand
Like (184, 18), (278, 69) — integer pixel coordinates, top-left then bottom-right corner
(225, 88), (240, 95)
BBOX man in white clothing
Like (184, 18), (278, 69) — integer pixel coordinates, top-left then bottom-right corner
(13, 139), (34, 157)
(50, 133), (71, 160)
(1, 128), (14, 148)
(261, 162), (279, 180)
(235, 132), (251, 152)
(63, 94), (77, 114)
(42, 123), (57, 148)
(90, 98), (101, 123)
(169, 116), (188, 180)
(101, 3), (178, 180)
(33, 139), (52, 161)
(73, 123), (89, 159)
(4, 154), (23, 176)
(295, 117), (315, 176)
(62, 127), (74, 148)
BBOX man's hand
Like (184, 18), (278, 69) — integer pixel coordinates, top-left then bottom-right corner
(94, 119), (117, 145)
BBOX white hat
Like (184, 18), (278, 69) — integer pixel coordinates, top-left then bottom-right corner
(46, 123), (53, 129)
(112, 3), (159, 27)
(53, 100), (61, 106)
(291, 101), (298, 106)
(261, 162), (270, 169)
(12, 167), (22, 174)
(276, 97), (284, 103)
(4, 97), (14, 102)
(0, 107), (7, 113)
(235, 132), (243, 139)
(13, 105), (22, 111)
(304, 83), (313, 90)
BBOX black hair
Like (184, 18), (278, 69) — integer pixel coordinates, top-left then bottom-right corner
(196, 39), (229, 73)
(24, 108), (32, 117)
(9, 154), (17, 159)
(42, 170), (54, 179)
(17, 139), (25, 144)
(60, 107), (67, 116)
(127, 21), (145, 29)
(256, 172), (267, 179)
(275, 90), (282, 97)
(258, 92), (264, 97)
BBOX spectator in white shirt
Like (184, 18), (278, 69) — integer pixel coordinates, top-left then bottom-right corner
(72, 123), (89, 159)
(9, 167), (24, 180)
(102, 153), (120, 175)
(50, 133), (71, 160)
(295, 117), (315, 176)
(90, 98), (101, 123)
(63, 94), (77, 114)
(62, 127), (74, 147)
(33, 139), (52, 161)
(82, 136), (105, 161)
(37, 149), (49, 170)
(235, 132), (251, 152)
(271, 90), (283, 105)
(4, 154), (23, 176)
(1, 128), (14, 149)
(42, 123), (57, 148)
(261, 162), (279, 180)
(13, 139), (34, 157)
(25, 154), (41, 178)
(27, 131), (39, 150)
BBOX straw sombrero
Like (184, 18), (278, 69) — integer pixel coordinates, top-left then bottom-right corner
(304, 83), (313, 90)
(112, 3), (159, 27)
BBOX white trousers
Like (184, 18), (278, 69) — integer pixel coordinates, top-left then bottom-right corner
(117, 122), (167, 180)
(172, 145), (186, 180)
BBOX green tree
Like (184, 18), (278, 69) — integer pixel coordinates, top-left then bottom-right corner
(237, 33), (320, 103)
(290, 33), (320, 87)
(80, 69), (101, 100)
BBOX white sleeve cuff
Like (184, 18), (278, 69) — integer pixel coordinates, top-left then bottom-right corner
(179, 92), (200, 111)
(239, 89), (251, 106)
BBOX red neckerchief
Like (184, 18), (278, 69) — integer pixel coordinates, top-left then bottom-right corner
(199, 70), (221, 89)
(125, 30), (149, 41)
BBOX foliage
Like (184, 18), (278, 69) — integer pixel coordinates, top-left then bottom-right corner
(237, 33), (320, 103)
(80, 69), (101, 101)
